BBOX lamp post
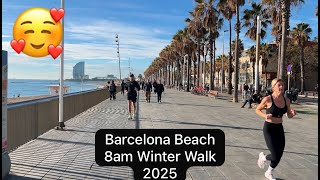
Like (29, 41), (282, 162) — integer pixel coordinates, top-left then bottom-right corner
(255, 16), (261, 94)
(58, 0), (65, 130)
(221, 29), (228, 94)
(115, 34), (121, 80)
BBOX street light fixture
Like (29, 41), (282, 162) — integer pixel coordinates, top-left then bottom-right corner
(115, 34), (122, 80)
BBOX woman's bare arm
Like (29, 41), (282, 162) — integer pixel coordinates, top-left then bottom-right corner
(255, 97), (269, 118)
(285, 97), (296, 118)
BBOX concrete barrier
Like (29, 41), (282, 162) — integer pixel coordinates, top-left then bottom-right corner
(7, 87), (120, 151)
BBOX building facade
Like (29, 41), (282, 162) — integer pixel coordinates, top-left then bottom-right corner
(73, 62), (85, 80)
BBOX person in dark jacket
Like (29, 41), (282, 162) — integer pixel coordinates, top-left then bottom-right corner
(153, 81), (158, 94)
(120, 80), (125, 95)
(141, 81), (145, 91)
(156, 80), (164, 103)
(145, 81), (152, 103)
(109, 80), (116, 100)
(125, 74), (140, 119)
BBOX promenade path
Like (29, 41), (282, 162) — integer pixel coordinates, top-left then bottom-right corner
(6, 89), (318, 180)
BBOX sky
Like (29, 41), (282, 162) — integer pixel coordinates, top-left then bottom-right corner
(2, 0), (318, 80)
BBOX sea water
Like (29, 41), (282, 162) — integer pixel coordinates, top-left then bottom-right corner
(8, 79), (106, 97)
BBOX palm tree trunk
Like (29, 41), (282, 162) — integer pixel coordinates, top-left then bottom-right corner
(252, 62), (255, 85)
(209, 32), (214, 90)
(233, 3), (240, 103)
(193, 60), (196, 87)
(279, 0), (290, 79)
(228, 20), (232, 94)
(213, 40), (216, 90)
(168, 63), (171, 86)
(300, 46), (305, 94)
(176, 57), (181, 86)
(203, 45), (206, 87)
(277, 30), (282, 77)
(187, 55), (191, 91)
(165, 64), (168, 85)
(197, 40), (201, 87)
(172, 62), (175, 86)
(171, 63), (173, 85)
(265, 65), (268, 88)
(217, 71), (220, 87)
(277, 41), (281, 77)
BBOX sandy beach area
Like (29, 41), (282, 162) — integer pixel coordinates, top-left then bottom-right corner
(7, 95), (50, 104)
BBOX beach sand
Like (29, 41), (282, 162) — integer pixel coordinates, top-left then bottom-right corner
(7, 95), (50, 104)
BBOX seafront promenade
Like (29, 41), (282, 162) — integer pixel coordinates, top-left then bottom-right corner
(5, 89), (318, 180)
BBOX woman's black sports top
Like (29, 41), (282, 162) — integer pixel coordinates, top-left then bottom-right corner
(266, 95), (287, 118)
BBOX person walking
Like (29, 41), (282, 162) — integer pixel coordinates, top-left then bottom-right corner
(145, 81), (152, 103)
(241, 92), (263, 109)
(109, 80), (116, 100)
(121, 80), (125, 95)
(241, 92), (254, 108)
(242, 83), (249, 99)
(141, 81), (145, 91)
(125, 74), (140, 120)
(153, 80), (158, 94)
(255, 78), (297, 180)
(156, 81), (164, 103)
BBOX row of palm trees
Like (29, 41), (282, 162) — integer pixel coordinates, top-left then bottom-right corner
(144, 0), (316, 101)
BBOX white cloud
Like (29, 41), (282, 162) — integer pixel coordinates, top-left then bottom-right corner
(2, 34), (11, 38)
(64, 19), (170, 60)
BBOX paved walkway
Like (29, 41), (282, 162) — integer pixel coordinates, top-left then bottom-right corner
(6, 89), (318, 180)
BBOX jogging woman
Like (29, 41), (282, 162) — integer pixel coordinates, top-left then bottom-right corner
(255, 78), (297, 180)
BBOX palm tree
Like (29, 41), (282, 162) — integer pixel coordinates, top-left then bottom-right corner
(181, 27), (195, 91)
(279, 0), (305, 79)
(215, 57), (222, 86)
(228, 0), (245, 103)
(218, 0), (235, 94)
(188, 1), (207, 87)
(291, 23), (312, 94)
(260, 43), (273, 88)
(231, 39), (244, 56)
(242, 2), (271, 41)
(263, 0), (304, 79)
(203, 0), (224, 90)
(247, 46), (256, 84)
(173, 30), (185, 86)
(216, 55), (229, 85)
(263, 0), (282, 78)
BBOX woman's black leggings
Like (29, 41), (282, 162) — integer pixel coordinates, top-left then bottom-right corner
(263, 121), (285, 168)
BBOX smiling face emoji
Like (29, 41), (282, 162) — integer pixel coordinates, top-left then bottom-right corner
(13, 8), (62, 57)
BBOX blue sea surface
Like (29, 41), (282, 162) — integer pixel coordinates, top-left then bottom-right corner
(8, 79), (106, 97)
